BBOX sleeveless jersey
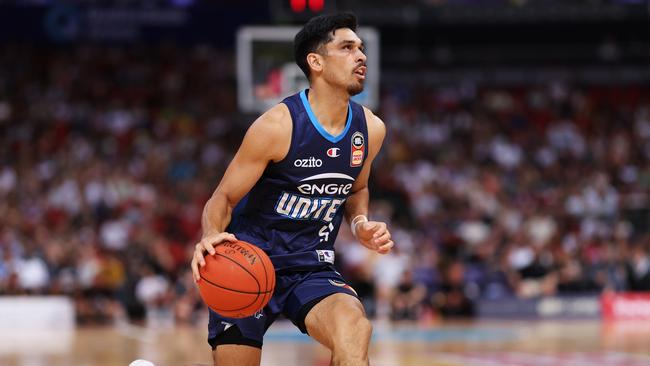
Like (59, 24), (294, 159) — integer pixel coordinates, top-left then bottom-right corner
(227, 89), (368, 272)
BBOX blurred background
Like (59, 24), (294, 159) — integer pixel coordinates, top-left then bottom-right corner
(0, 1), (649, 365)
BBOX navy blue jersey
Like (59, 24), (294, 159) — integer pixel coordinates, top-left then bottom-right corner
(227, 89), (368, 272)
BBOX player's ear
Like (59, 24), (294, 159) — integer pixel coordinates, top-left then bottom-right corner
(307, 53), (323, 74)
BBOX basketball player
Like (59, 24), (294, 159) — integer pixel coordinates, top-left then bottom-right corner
(190, 13), (393, 366)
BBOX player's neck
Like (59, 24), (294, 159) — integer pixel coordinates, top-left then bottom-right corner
(307, 84), (350, 133)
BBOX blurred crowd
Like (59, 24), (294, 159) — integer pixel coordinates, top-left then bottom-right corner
(339, 81), (650, 320)
(0, 44), (649, 325)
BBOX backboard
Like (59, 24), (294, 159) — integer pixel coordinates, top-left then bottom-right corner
(236, 26), (379, 113)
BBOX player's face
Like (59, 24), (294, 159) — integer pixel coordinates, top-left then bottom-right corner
(321, 28), (366, 96)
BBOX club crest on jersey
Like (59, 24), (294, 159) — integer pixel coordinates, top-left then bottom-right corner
(327, 147), (340, 158)
(350, 132), (365, 167)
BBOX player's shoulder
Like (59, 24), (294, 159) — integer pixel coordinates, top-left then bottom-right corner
(249, 103), (292, 137)
(258, 103), (291, 127)
(362, 106), (386, 137)
(243, 103), (292, 162)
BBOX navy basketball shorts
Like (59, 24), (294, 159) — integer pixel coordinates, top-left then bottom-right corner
(207, 268), (358, 349)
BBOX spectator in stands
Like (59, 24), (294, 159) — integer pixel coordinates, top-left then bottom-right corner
(390, 269), (427, 321)
(626, 243), (650, 291)
(432, 260), (475, 318)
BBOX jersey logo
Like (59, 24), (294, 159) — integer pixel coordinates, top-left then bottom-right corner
(301, 173), (354, 181)
(350, 132), (365, 167)
(317, 250), (335, 264)
(327, 147), (341, 158)
(294, 157), (323, 168)
(273, 173), (354, 223)
(275, 193), (346, 222)
(298, 183), (352, 195)
(297, 173), (355, 195)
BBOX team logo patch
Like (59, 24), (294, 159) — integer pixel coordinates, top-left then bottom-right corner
(350, 132), (365, 167)
(327, 147), (340, 158)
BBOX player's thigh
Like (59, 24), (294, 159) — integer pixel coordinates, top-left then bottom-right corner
(213, 344), (261, 366)
(304, 292), (371, 349)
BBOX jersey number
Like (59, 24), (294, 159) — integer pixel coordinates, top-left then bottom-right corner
(318, 223), (335, 242)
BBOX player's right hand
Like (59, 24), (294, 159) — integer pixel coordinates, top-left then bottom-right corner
(191, 232), (238, 282)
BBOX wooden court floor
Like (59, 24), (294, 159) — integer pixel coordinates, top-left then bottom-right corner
(1, 320), (650, 366)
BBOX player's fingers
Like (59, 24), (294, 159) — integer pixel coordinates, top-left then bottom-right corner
(191, 258), (200, 282)
(373, 231), (391, 246)
(377, 240), (394, 254)
(195, 242), (207, 255)
(192, 244), (206, 265)
(196, 250), (206, 267)
(372, 224), (387, 238)
(222, 232), (238, 242)
(208, 232), (237, 249)
(193, 244), (208, 264)
(201, 239), (216, 255)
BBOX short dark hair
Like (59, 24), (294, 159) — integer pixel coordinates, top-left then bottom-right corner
(294, 12), (358, 80)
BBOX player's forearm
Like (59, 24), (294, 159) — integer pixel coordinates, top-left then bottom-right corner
(201, 192), (234, 238)
(344, 187), (369, 225)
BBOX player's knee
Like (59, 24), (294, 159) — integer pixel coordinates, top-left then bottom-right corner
(330, 315), (372, 363)
(354, 315), (373, 340)
(334, 314), (372, 349)
(342, 305), (372, 339)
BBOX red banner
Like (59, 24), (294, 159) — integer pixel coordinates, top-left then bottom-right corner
(601, 292), (650, 320)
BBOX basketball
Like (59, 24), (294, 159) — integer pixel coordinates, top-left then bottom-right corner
(198, 240), (275, 318)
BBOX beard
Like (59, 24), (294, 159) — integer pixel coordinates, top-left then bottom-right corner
(347, 80), (364, 96)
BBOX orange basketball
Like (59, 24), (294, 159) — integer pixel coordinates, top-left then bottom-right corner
(198, 240), (275, 318)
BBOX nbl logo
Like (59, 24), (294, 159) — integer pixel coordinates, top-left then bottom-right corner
(353, 135), (363, 148)
(350, 132), (365, 167)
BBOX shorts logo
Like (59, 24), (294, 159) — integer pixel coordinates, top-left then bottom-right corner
(328, 279), (346, 287)
(328, 279), (358, 295)
(327, 147), (340, 158)
(350, 132), (364, 167)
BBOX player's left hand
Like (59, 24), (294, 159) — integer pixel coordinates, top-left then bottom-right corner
(355, 221), (394, 254)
